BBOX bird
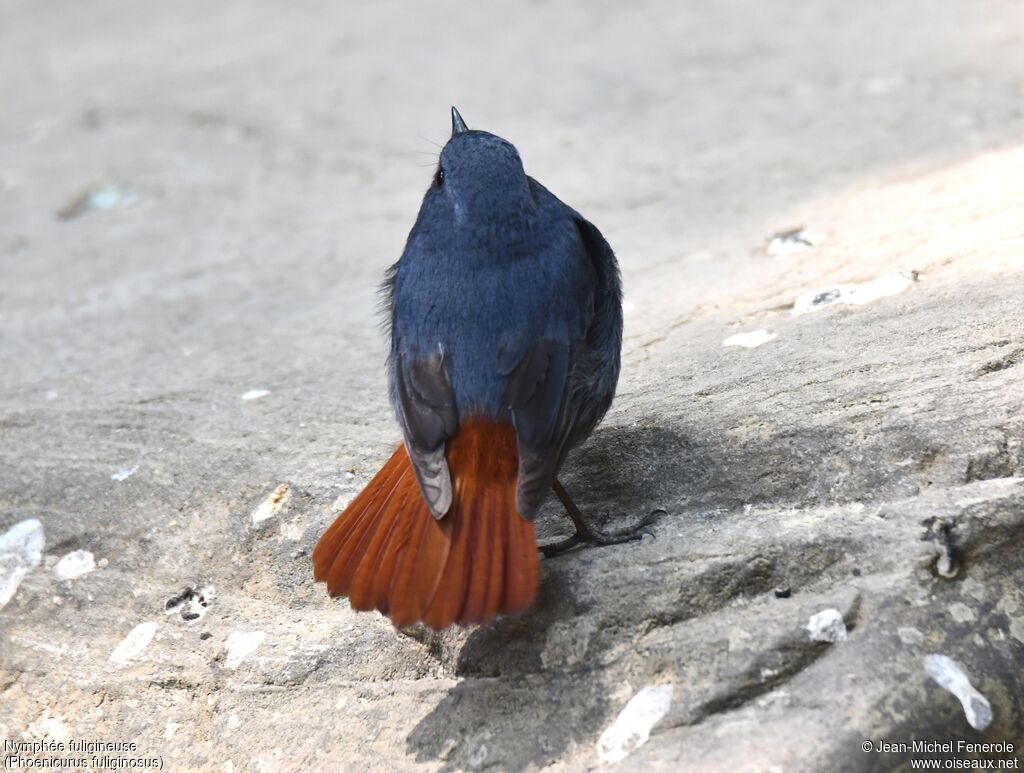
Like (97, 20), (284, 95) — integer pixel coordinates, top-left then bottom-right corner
(312, 107), (650, 629)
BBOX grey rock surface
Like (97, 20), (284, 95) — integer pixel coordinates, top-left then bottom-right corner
(2, 1), (1023, 771)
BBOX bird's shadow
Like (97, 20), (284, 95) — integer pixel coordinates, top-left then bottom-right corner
(536, 418), (733, 540)
(404, 573), (589, 771)
(405, 420), (725, 771)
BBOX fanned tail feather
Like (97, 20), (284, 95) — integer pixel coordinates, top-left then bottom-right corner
(312, 419), (539, 628)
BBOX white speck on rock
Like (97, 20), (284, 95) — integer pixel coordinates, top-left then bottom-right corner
(767, 227), (824, 256)
(224, 630), (266, 669)
(53, 550), (96, 581)
(57, 183), (139, 220)
(806, 608), (848, 643)
(924, 654), (993, 730)
(251, 484), (290, 525)
(0, 518), (45, 610)
(240, 389), (270, 401)
(279, 521), (305, 542)
(1007, 613), (1024, 645)
(897, 626), (924, 645)
(110, 621), (158, 664)
(792, 271), (916, 315)
(948, 602), (977, 624)
(111, 464), (139, 482)
(25, 709), (70, 742)
(596, 684), (673, 764)
(723, 329), (778, 349)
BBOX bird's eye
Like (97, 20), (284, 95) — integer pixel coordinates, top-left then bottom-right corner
(433, 167), (445, 187)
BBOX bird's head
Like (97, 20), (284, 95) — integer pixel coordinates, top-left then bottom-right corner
(428, 107), (534, 225)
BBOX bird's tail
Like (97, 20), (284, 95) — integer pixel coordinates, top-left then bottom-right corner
(312, 418), (539, 629)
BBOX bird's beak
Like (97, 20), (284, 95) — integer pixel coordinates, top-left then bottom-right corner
(451, 106), (469, 136)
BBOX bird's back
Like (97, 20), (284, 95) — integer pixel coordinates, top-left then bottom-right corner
(389, 189), (593, 418)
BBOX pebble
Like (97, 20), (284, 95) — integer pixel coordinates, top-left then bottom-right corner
(792, 271), (916, 315)
(723, 330), (778, 349)
(596, 684), (673, 764)
(923, 654), (993, 730)
(0, 519), (45, 610)
(806, 608), (847, 643)
(109, 621), (158, 664)
(224, 630), (267, 669)
(52, 550), (96, 581)
(767, 227), (824, 256)
(251, 484), (291, 525)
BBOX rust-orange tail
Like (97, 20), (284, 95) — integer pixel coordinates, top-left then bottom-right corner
(312, 419), (540, 629)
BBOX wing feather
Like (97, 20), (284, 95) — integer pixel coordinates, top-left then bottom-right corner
(393, 349), (458, 517)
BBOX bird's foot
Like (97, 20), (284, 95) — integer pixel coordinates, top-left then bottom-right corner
(540, 509), (663, 558)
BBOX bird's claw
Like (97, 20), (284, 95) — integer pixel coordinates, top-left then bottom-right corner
(540, 508), (664, 558)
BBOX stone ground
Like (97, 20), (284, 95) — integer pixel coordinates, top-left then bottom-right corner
(2, 1), (1023, 771)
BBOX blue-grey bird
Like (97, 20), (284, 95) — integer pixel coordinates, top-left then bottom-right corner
(313, 108), (644, 629)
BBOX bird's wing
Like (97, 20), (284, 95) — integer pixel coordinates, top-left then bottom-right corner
(499, 338), (573, 520)
(502, 214), (620, 521)
(393, 349), (458, 518)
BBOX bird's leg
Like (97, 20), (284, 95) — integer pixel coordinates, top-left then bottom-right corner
(540, 479), (660, 558)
